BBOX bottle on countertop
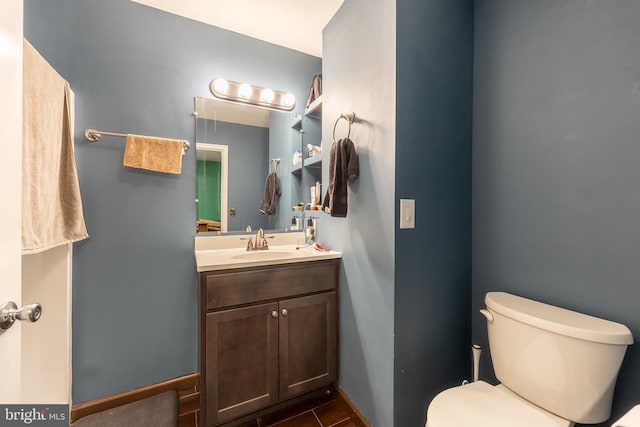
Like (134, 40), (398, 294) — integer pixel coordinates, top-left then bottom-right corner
(291, 216), (300, 231)
(306, 217), (316, 243)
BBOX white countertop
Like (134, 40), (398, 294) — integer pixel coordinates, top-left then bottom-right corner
(195, 232), (342, 272)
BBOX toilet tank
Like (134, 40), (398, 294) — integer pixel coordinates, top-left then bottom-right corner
(484, 292), (633, 424)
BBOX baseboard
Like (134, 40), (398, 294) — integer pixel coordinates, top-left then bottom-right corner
(334, 384), (372, 427)
(70, 376), (369, 427)
(70, 373), (200, 426)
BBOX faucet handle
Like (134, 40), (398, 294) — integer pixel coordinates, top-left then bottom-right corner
(246, 239), (254, 250)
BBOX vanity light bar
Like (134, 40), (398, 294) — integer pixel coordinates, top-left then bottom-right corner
(210, 78), (296, 112)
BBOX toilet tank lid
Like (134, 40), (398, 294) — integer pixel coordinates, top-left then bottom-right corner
(485, 292), (633, 345)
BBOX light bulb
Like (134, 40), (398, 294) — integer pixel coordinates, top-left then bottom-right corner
(238, 83), (253, 99)
(282, 92), (296, 108)
(212, 78), (228, 95)
(261, 88), (275, 103)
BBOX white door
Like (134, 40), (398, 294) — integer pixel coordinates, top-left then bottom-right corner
(1, 2), (72, 417)
(0, 0), (25, 404)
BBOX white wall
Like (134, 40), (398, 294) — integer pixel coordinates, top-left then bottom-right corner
(321, 0), (396, 425)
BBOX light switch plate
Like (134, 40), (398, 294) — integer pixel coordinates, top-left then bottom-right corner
(400, 199), (415, 229)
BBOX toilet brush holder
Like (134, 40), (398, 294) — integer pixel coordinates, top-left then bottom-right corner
(472, 344), (482, 382)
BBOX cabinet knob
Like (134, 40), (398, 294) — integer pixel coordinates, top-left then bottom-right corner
(271, 310), (278, 318)
(281, 308), (288, 317)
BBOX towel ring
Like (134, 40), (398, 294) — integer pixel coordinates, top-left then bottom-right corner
(333, 113), (356, 142)
(271, 158), (281, 172)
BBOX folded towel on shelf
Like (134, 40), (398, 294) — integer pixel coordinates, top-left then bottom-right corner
(22, 39), (89, 254)
(123, 134), (185, 174)
(306, 74), (323, 107)
(259, 171), (282, 215)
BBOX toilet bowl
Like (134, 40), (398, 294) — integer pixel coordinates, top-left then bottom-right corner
(426, 381), (570, 427)
(426, 292), (633, 427)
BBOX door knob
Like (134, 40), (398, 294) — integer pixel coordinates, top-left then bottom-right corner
(271, 310), (278, 318)
(0, 302), (43, 333)
(281, 308), (288, 317)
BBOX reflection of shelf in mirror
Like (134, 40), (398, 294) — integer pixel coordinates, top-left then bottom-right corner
(291, 114), (302, 130)
(305, 95), (323, 117)
(304, 155), (322, 168)
(291, 164), (302, 174)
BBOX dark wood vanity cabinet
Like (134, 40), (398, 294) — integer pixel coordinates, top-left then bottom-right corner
(200, 259), (339, 426)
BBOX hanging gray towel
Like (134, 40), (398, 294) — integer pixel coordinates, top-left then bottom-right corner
(259, 171), (282, 215)
(321, 138), (359, 217)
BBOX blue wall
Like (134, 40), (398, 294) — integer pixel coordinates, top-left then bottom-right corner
(322, 0), (396, 425)
(395, 0), (474, 426)
(24, 0), (320, 403)
(473, 1), (640, 425)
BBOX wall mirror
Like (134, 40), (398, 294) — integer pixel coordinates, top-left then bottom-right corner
(195, 96), (301, 233)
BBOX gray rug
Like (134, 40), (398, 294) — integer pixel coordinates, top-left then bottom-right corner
(71, 390), (178, 427)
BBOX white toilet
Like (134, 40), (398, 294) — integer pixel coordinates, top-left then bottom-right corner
(426, 292), (633, 427)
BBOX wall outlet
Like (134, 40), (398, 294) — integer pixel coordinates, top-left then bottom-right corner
(400, 199), (415, 229)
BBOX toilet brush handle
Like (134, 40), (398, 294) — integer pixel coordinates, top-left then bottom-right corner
(472, 344), (482, 382)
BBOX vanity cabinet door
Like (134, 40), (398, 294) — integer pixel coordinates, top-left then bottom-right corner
(278, 292), (337, 400)
(205, 302), (279, 426)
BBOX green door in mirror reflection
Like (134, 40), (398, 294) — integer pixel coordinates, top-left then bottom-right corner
(197, 159), (221, 222)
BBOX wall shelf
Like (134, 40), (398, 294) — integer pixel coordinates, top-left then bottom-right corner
(305, 95), (323, 117)
(291, 115), (302, 130)
(304, 155), (322, 168)
(292, 93), (322, 206)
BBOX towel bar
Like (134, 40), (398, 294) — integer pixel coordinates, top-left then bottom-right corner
(85, 128), (191, 152)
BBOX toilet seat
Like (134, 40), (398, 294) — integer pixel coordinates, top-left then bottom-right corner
(426, 381), (571, 427)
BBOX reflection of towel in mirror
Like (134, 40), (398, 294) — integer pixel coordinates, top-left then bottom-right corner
(306, 74), (323, 107)
(259, 172), (282, 215)
(322, 138), (359, 217)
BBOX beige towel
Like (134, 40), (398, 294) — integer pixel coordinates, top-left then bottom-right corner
(123, 134), (184, 174)
(22, 39), (89, 254)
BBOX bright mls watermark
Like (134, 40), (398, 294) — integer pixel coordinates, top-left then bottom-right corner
(0, 405), (68, 426)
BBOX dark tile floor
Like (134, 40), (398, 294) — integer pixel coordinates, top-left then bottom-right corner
(263, 398), (365, 427)
(227, 389), (367, 427)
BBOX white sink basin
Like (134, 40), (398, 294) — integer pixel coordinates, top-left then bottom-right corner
(231, 250), (296, 261)
(194, 232), (342, 272)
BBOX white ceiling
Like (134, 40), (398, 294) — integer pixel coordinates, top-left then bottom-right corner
(131, 0), (345, 57)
